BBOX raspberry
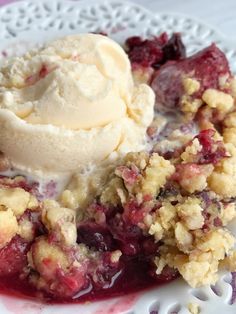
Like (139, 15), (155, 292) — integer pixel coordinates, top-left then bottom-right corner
(126, 33), (185, 70)
(77, 222), (114, 251)
(0, 236), (30, 276)
(151, 44), (231, 112)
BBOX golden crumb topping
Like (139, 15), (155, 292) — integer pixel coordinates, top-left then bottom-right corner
(141, 153), (175, 197)
(42, 200), (77, 246)
(183, 78), (200, 95)
(0, 206), (18, 248)
(202, 88), (234, 113)
(208, 144), (236, 197)
(0, 187), (38, 217)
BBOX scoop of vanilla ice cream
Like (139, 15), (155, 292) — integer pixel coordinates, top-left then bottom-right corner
(0, 34), (154, 174)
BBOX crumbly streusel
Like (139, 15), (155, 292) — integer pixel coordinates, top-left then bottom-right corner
(1, 35), (236, 301)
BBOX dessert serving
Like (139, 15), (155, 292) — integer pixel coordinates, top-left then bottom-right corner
(0, 30), (236, 306)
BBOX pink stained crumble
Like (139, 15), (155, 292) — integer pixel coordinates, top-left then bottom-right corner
(0, 32), (236, 306)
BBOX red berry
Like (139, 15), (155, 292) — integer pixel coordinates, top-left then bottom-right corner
(0, 236), (30, 276)
(151, 44), (231, 112)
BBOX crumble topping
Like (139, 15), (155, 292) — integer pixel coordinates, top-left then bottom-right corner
(0, 33), (236, 302)
(0, 187), (38, 217)
(140, 153), (175, 197)
(58, 133), (236, 289)
(0, 206), (18, 248)
(182, 77), (200, 95)
(188, 302), (200, 314)
(18, 217), (35, 241)
(202, 88), (234, 113)
(208, 143), (236, 197)
(60, 164), (116, 211)
(0, 186), (39, 248)
(176, 198), (204, 230)
(180, 139), (202, 163)
(42, 200), (77, 246)
(155, 228), (234, 288)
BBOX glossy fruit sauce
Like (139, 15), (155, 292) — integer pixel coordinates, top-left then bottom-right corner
(0, 255), (178, 304)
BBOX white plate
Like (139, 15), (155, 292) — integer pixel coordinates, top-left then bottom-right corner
(0, 0), (236, 313)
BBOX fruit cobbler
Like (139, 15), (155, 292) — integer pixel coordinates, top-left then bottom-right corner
(0, 32), (236, 304)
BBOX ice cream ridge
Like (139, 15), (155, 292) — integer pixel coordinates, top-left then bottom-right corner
(0, 34), (154, 175)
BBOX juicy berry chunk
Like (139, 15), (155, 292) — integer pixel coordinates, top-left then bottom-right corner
(109, 215), (143, 241)
(77, 222), (115, 251)
(162, 33), (186, 64)
(0, 235), (30, 276)
(151, 44), (231, 112)
(125, 33), (185, 70)
(127, 38), (163, 69)
(55, 266), (89, 297)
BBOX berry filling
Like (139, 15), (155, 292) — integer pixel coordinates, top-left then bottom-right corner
(125, 33), (186, 70)
(0, 32), (236, 305)
(150, 44), (232, 113)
